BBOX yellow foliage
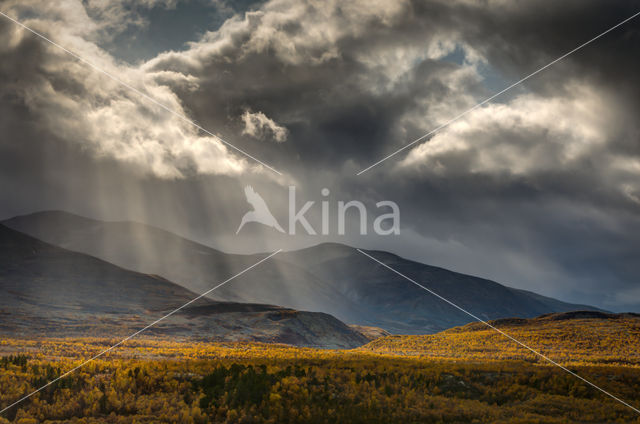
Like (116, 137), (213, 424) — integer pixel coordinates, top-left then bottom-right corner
(0, 317), (639, 423)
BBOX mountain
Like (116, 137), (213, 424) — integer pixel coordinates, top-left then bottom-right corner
(4, 211), (602, 333)
(0, 224), (370, 348)
(3, 211), (370, 326)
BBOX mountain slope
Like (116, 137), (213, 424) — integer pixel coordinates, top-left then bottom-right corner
(0, 223), (196, 314)
(3, 211), (370, 325)
(359, 311), (640, 365)
(278, 244), (602, 332)
(4, 211), (602, 333)
(0, 224), (369, 348)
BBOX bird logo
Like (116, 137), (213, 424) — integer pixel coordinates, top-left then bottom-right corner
(236, 185), (285, 234)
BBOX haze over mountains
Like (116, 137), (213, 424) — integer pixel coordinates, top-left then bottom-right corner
(0, 224), (369, 348)
(4, 211), (601, 334)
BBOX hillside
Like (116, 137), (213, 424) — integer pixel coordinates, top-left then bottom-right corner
(4, 211), (602, 333)
(2, 331), (640, 423)
(278, 244), (603, 333)
(0, 224), (369, 349)
(360, 311), (640, 365)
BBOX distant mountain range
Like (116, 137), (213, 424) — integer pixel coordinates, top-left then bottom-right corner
(0, 224), (370, 348)
(3, 211), (602, 334)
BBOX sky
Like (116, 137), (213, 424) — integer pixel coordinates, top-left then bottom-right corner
(0, 0), (639, 311)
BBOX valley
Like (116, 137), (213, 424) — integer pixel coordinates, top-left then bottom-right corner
(1, 212), (638, 423)
(2, 312), (640, 423)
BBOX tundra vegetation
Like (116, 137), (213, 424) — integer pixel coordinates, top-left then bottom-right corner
(1, 314), (640, 423)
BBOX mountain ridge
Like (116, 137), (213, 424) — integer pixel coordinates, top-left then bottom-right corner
(0, 223), (370, 348)
(4, 210), (603, 334)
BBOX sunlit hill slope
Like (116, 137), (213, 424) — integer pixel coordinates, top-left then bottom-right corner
(360, 311), (640, 366)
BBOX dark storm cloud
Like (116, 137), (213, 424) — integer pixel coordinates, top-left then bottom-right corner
(450, 0), (640, 162)
(142, 0), (488, 171)
(0, 0), (639, 311)
(359, 1), (640, 309)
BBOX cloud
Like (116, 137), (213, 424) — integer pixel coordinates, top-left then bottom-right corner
(139, 0), (490, 174)
(0, 0), (271, 179)
(83, 0), (181, 41)
(241, 109), (288, 142)
(1, 0), (640, 311)
(400, 83), (619, 176)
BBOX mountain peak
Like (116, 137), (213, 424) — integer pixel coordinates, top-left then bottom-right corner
(4, 212), (603, 334)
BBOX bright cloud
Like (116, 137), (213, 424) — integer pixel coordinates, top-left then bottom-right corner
(241, 110), (288, 143)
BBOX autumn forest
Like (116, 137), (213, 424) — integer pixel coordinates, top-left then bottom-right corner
(2, 313), (640, 423)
